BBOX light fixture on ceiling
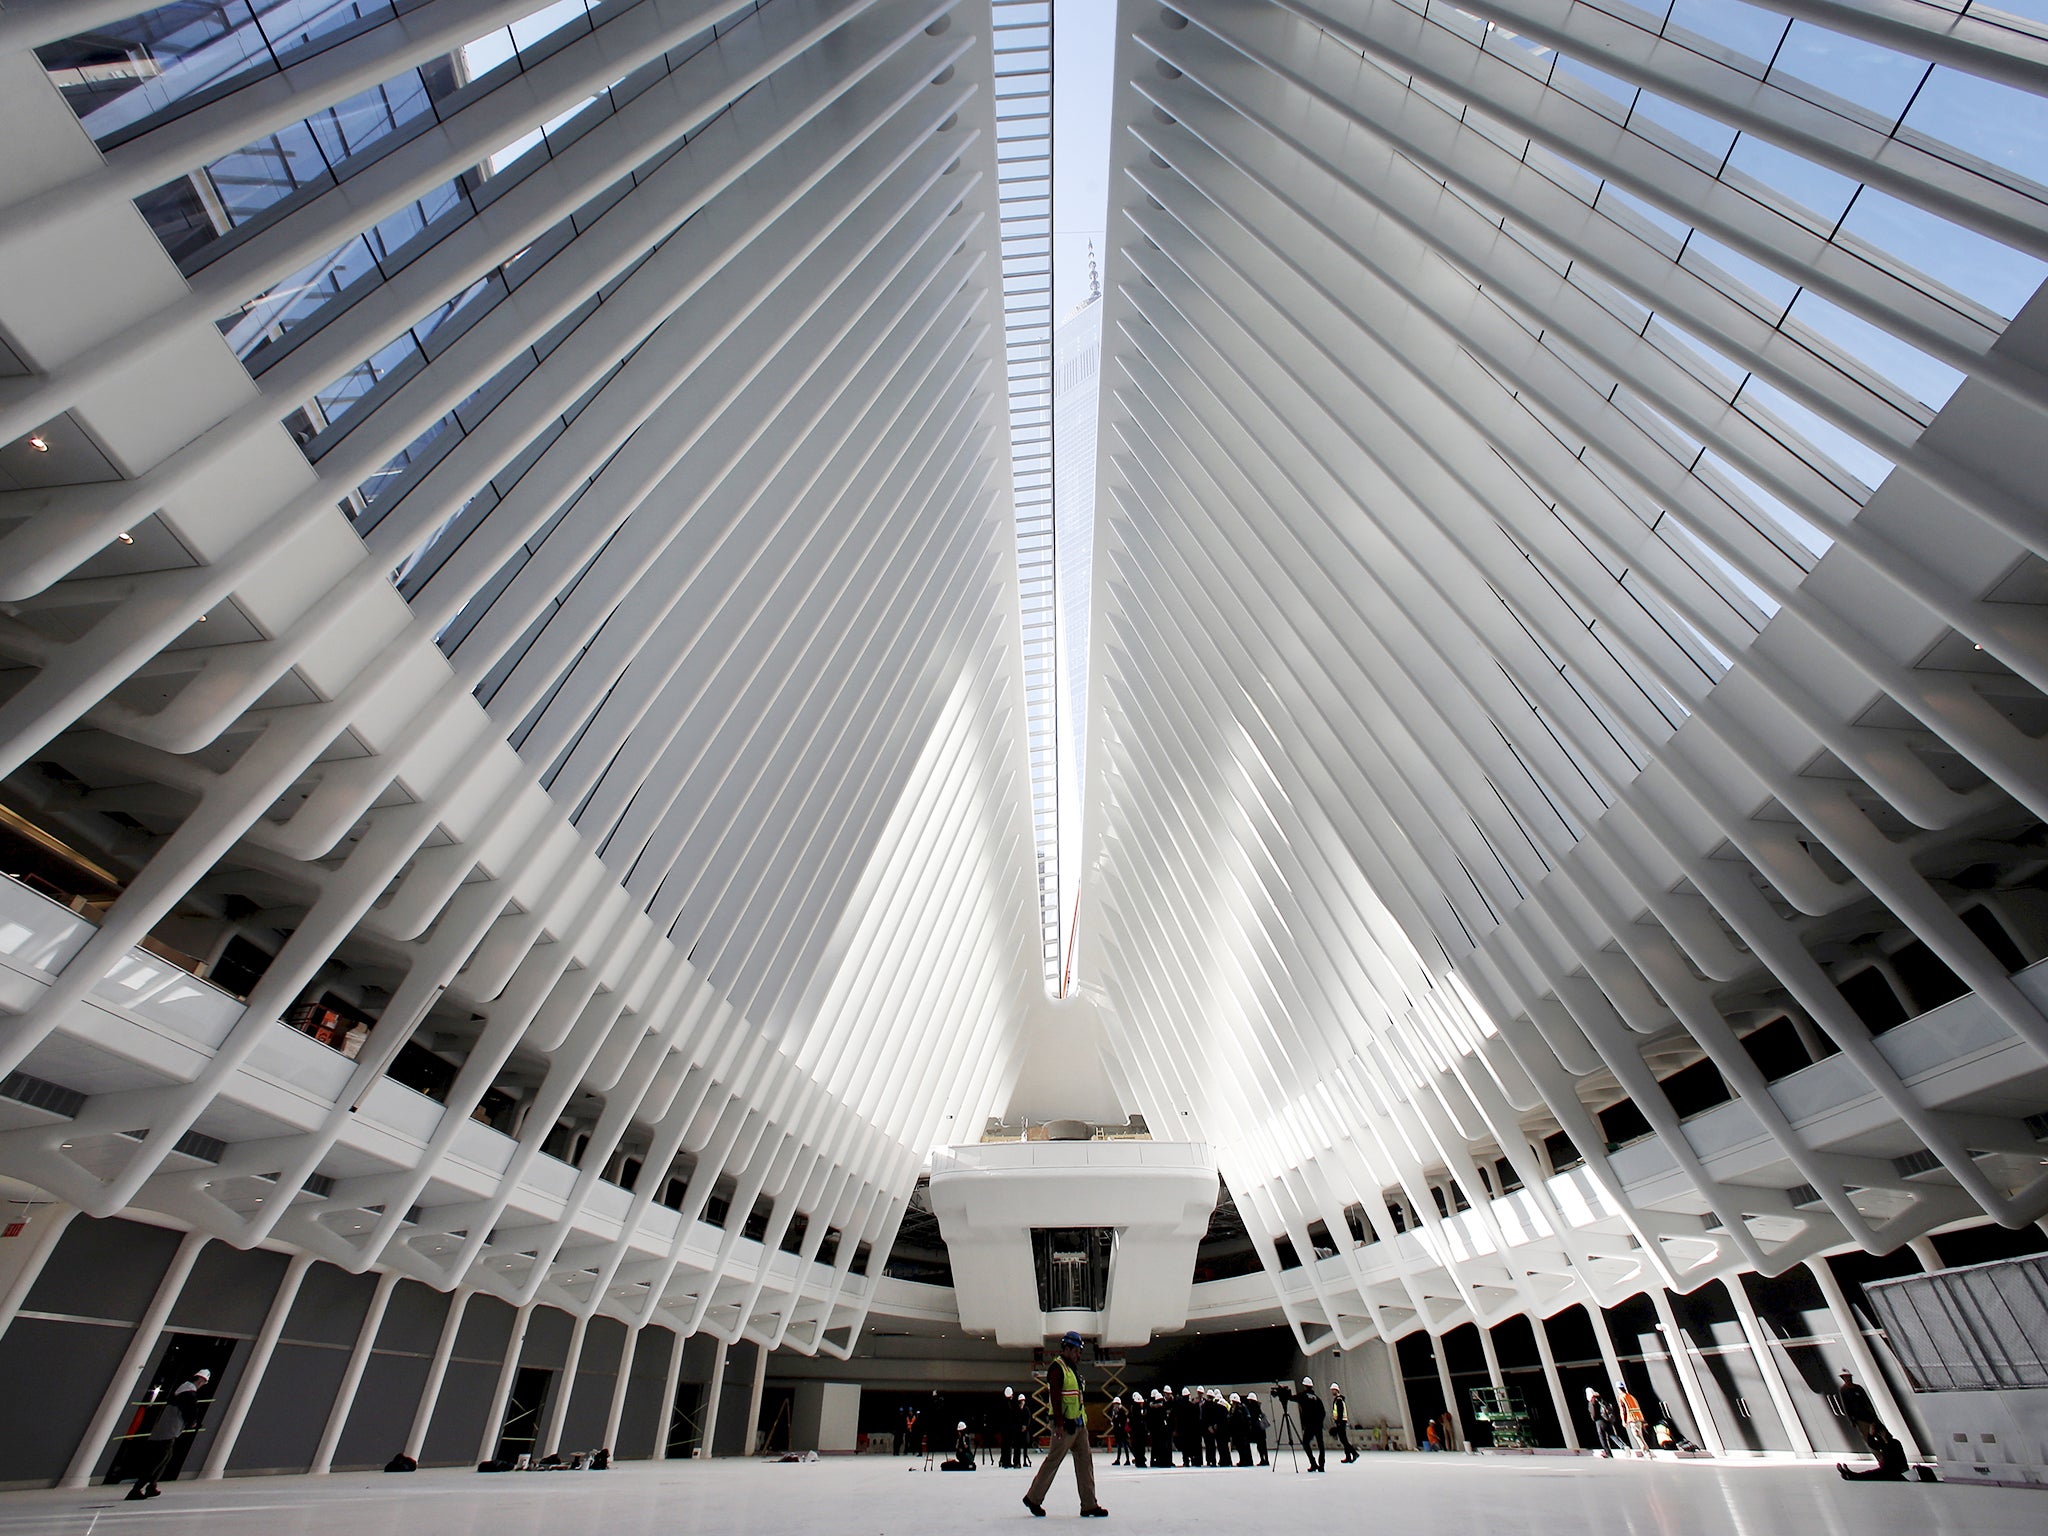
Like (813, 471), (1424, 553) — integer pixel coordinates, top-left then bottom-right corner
(117, 531), (134, 544)
(26, 434), (49, 452)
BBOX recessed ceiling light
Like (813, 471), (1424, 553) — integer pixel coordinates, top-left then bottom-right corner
(26, 435), (49, 453)
(117, 531), (134, 544)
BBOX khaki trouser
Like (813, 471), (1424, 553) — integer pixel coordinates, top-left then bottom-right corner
(1025, 1421), (1097, 1510)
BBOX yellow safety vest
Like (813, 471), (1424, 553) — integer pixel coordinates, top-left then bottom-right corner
(1051, 1359), (1083, 1424)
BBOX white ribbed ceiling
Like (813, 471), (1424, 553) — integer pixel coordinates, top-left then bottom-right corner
(0, 0), (2044, 1362)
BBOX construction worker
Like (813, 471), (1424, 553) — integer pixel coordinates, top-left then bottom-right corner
(1175, 1385), (1200, 1466)
(1196, 1392), (1220, 1466)
(1836, 1370), (1883, 1448)
(1616, 1381), (1648, 1457)
(1228, 1393), (1252, 1466)
(1586, 1387), (1625, 1456)
(1245, 1391), (1269, 1466)
(1295, 1378), (1327, 1471)
(1330, 1383), (1356, 1462)
(1022, 1331), (1107, 1518)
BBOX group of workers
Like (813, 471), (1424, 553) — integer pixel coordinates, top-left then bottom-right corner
(1022, 1335), (1404, 1516)
(1584, 1382), (1674, 1457)
(1587, 1369), (1909, 1477)
(1101, 1383), (1279, 1469)
(1010, 1376), (1381, 1474)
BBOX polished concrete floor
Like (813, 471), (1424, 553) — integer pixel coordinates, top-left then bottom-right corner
(0, 1453), (2037, 1536)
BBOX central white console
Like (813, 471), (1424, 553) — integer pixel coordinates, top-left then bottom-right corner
(927, 1139), (1218, 1347)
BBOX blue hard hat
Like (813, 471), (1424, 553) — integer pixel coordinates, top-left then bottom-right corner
(1060, 1330), (1085, 1348)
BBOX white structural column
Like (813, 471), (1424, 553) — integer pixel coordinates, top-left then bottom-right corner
(402, 1287), (475, 1465)
(1529, 1315), (1579, 1453)
(1726, 1275), (1814, 1456)
(479, 1304), (537, 1466)
(699, 1337), (731, 1458)
(1382, 1338), (1416, 1452)
(61, 1230), (208, 1488)
(1806, 1258), (1928, 1459)
(541, 1311), (592, 1458)
(1476, 1326), (1507, 1398)
(1591, 1307), (1630, 1406)
(1429, 1332), (1458, 1446)
(311, 1269), (401, 1475)
(1647, 1289), (1725, 1459)
(655, 1327), (688, 1460)
(201, 1251), (315, 1479)
(604, 1326), (642, 1456)
(742, 1340), (771, 1457)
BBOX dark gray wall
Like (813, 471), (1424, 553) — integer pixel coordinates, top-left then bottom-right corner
(227, 1263), (377, 1474)
(334, 1351), (431, 1470)
(167, 1245), (287, 1336)
(331, 1281), (452, 1470)
(422, 1359), (496, 1467)
(228, 1341), (349, 1474)
(0, 1216), (690, 1485)
(23, 1216), (180, 1323)
(0, 1216), (184, 1487)
(711, 1340), (761, 1455)
(421, 1295), (519, 1469)
(561, 1317), (626, 1451)
(620, 1326), (679, 1459)
(0, 1318), (131, 1486)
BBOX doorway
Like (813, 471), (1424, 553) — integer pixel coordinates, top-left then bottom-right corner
(103, 1333), (238, 1485)
(665, 1380), (706, 1458)
(495, 1367), (554, 1463)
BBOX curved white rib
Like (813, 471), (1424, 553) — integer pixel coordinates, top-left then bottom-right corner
(1083, 0), (2048, 1351)
(0, 0), (1040, 1354)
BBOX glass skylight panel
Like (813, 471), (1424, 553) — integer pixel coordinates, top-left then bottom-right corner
(991, 0), (1062, 987)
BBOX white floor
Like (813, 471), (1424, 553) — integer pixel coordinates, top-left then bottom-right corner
(0, 1453), (2038, 1536)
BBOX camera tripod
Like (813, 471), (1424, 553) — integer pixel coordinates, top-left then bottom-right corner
(1269, 1401), (1303, 1474)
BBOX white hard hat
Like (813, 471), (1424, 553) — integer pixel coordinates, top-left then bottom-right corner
(1229, 1393), (1241, 1403)
(1330, 1383), (1341, 1393)
(1246, 1391), (1259, 1401)
(1302, 1376), (1314, 1387)
(956, 1421), (966, 1431)
(1003, 1386), (1013, 1397)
